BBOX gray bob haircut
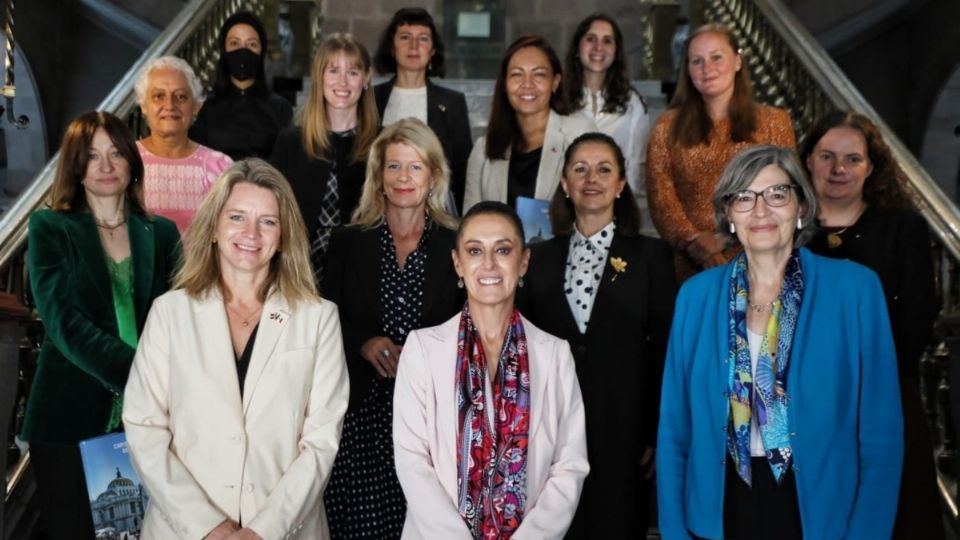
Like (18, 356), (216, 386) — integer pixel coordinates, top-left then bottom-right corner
(712, 144), (818, 247)
(134, 55), (205, 106)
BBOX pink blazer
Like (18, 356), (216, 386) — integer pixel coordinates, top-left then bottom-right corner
(393, 313), (589, 539)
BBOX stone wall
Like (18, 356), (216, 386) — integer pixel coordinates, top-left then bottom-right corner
(320, 0), (667, 80)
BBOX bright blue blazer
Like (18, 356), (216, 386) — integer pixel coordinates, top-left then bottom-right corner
(657, 248), (903, 540)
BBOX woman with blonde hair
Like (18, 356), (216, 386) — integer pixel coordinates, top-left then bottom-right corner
(321, 118), (461, 538)
(646, 23), (795, 280)
(124, 159), (349, 539)
(271, 32), (378, 282)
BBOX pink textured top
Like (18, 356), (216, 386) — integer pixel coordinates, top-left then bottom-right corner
(137, 141), (233, 233)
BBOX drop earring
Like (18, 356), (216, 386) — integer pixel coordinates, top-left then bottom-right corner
(457, 277), (464, 289)
(729, 222), (736, 234)
(797, 217), (803, 229)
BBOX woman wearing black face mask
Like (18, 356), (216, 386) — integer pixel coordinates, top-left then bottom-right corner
(190, 11), (294, 160)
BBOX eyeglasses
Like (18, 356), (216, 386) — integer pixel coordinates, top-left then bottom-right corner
(726, 184), (797, 213)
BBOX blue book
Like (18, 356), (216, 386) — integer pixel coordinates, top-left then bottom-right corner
(515, 196), (552, 245)
(78, 432), (149, 537)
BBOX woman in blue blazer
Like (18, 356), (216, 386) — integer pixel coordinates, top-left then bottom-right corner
(657, 145), (903, 540)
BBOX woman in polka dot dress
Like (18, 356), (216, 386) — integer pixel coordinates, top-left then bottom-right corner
(321, 118), (463, 538)
(517, 132), (677, 539)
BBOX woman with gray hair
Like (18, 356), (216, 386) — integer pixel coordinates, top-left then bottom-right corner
(135, 55), (233, 233)
(656, 144), (904, 539)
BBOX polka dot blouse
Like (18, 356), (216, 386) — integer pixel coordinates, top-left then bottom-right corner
(565, 221), (615, 333)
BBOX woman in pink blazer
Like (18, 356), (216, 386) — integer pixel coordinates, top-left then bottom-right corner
(393, 201), (589, 539)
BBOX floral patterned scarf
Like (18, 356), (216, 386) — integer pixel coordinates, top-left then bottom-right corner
(455, 303), (530, 539)
(727, 250), (804, 486)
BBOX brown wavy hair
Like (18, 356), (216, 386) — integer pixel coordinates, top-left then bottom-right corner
(485, 34), (570, 160)
(562, 14), (640, 116)
(669, 23), (757, 147)
(50, 111), (147, 214)
(799, 110), (913, 210)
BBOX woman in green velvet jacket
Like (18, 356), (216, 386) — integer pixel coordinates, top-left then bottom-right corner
(22, 111), (181, 539)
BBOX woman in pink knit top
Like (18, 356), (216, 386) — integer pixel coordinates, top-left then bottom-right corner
(135, 56), (233, 233)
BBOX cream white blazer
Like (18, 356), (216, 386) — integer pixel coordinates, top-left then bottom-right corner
(393, 314), (589, 540)
(463, 110), (597, 211)
(123, 289), (349, 540)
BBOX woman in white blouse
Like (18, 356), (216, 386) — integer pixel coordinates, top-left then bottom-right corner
(562, 14), (650, 206)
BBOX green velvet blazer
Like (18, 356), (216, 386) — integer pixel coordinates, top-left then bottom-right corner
(22, 209), (181, 445)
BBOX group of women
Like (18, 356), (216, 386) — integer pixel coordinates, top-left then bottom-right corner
(18, 6), (942, 540)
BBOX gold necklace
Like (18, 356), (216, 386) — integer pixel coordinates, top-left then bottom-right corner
(826, 227), (849, 249)
(226, 302), (263, 327)
(825, 205), (867, 249)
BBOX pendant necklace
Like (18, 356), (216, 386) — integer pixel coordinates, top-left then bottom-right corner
(95, 216), (126, 238)
(825, 205), (867, 249)
(227, 302), (263, 327)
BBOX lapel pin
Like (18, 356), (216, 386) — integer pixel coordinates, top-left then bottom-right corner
(269, 312), (284, 323)
(609, 257), (627, 282)
(438, 104), (446, 112)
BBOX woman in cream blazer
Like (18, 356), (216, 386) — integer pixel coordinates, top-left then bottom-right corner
(124, 160), (348, 539)
(463, 35), (595, 212)
(393, 201), (589, 539)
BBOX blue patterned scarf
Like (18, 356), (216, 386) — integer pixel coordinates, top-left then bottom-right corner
(727, 250), (804, 485)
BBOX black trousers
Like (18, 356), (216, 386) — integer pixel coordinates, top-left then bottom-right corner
(722, 457), (803, 540)
(31, 442), (95, 540)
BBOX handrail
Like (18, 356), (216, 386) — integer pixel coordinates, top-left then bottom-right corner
(705, 0), (960, 261)
(1, 0), (265, 514)
(703, 0), (960, 525)
(0, 0), (266, 270)
(754, 0), (960, 260)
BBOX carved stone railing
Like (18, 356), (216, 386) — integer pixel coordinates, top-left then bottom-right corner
(703, 0), (960, 524)
(1, 0), (266, 510)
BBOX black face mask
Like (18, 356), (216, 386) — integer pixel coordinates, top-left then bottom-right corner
(225, 48), (260, 82)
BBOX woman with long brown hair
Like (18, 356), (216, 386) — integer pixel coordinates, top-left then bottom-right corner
(464, 35), (595, 211)
(23, 111), (180, 539)
(646, 23), (795, 280)
(802, 111), (942, 540)
(562, 14), (650, 207)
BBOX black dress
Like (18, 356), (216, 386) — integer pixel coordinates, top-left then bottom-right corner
(808, 205), (943, 540)
(321, 223), (463, 539)
(190, 86), (293, 160)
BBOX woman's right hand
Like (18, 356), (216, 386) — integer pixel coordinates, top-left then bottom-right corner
(361, 336), (402, 378)
(204, 520), (240, 539)
(685, 232), (727, 267)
